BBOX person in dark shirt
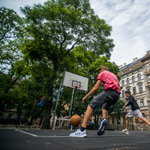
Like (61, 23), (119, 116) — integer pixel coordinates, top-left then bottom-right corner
(122, 90), (150, 134)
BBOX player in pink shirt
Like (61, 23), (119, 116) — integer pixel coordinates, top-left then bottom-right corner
(70, 66), (121, 138)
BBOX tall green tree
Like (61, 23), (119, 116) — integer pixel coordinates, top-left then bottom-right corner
(0, 7), (24, 111)
(20, 0), (115, 129)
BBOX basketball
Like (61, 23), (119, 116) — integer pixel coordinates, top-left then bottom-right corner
(70, 115), (81, 126)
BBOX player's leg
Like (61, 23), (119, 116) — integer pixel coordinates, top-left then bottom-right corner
(97, 108), (108, 135)
(122, 116), (129, 134)
(69, 105), (93, 137)
(97, 90), (120, 135)
(122, 110), (133, 134)
(134, 109), (150, 126)
(70, 91), (107, 137)
(125, 116), (129, 130)
(81, 105), (93, 128)
(102, 108), (108, 119)
(140, 117), (150, 125)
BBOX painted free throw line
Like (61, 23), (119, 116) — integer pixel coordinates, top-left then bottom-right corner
(15, 129), (69, 137)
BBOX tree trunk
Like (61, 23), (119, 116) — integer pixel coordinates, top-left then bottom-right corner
(41, 101), (52, 129)
(41, 83), (53, 129)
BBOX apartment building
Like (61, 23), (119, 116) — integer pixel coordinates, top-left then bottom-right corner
(141, 50), (150, 121)
(118, 50), (150, 124)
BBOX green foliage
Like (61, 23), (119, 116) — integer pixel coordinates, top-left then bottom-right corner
(0, 1), (120, 129)
(19, 0), (115, 128)
(0, 7), (25, 113)
(0, 6), (23, 43)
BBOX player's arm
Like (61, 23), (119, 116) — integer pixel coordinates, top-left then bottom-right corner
(123, 96), (133, 109)
(82, 80), (101, 102)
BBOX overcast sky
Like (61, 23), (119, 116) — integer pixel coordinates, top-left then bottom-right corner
(1, 0), (150, 66)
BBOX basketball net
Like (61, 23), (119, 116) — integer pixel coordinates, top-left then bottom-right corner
(74, 84), (82, 89)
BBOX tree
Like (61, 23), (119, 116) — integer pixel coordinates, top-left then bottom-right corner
(0, 6), (23, 42)
(0, 7), (24, 111)
(20, 0), (115, 129)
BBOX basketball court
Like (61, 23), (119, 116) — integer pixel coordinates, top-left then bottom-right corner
(1, 128), (150, 150)
(1, 71), (150, 150)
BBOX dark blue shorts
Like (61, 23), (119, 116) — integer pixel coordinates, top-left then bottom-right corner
(88, 90), (120, 110)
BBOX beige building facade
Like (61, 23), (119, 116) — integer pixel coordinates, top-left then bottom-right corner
(118, 50), (150, 124)
(141, 50), (150, 121)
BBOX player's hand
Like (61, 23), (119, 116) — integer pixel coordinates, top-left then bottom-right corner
(122, 106), (126, 109)
(82, 96), (87, 103)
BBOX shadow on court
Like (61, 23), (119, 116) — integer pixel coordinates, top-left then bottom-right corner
(1, 128), (150, 150)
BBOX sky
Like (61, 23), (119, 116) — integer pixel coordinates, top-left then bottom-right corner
(1, 0), (150, 66)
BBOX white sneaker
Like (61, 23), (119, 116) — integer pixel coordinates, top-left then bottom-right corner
(122, 129), (129, 134)
(70, 129), (87, 138)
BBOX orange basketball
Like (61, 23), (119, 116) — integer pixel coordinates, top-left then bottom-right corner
(70, 115), (81, 126)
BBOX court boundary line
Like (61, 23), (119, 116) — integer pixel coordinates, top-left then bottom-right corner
(15, 129), (38, 137)
(14, 129), (70, 137)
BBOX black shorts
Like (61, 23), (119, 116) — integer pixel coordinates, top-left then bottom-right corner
(88, 90), (120, 110)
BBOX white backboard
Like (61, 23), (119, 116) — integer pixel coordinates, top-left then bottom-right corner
(63, 71), (89, 92)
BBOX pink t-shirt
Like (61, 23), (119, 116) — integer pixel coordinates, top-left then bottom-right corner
(97, 71), (121, 93)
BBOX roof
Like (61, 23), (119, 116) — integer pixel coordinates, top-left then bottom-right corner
(119, 58), (142, 72)
(141, 52), (150, 62)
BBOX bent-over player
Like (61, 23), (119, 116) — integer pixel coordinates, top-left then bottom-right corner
(70, 66), (121, 137)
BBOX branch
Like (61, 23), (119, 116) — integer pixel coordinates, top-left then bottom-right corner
(0, 31), (9, 41)
(12, 77), (19, 85)
(0, 71), (7, 78)
(59, 15), (66, 59)
(42, 33), (61, 44)
(63, 33), (85, 58)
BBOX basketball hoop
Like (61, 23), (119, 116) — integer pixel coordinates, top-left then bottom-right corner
(72, 80), (82, 90)
(73, 83), (82, 90)
(62, 71), (89, 92)
(74, 86), (78, 89)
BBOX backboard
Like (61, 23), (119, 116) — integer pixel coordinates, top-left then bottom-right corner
(63, 71), (89, 92)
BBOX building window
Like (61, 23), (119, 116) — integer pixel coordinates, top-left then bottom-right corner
(139, 85), (143, 93)
(122, 80), (124, 86)
(132, 76), (135, 83)
(122, 90), (125, 97)
(148, 75), (150, 83)
(140, 99), (144, 107)
(138, 74), (141, 81)
(146, 64), (149, 71)
(133, 87), (136, 95)
(127, 78), (130, 84)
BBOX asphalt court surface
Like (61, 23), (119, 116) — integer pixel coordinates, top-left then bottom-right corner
(1, 128), (150, 150)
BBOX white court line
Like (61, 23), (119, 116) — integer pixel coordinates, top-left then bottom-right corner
(38, 136), (70, 137)
(14, 129), (69, 137)
(15, 129), (38, 137)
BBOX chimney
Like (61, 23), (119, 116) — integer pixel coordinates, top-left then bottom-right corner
(147, 50), (150, 54)
(124, 63), (126, 66)
(133, 57), (138, 62)
(119, 65), (123, 68)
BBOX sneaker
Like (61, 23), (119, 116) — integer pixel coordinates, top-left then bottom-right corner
(97, 119), (108, 135)
(122, 129), (129, 135)
(70, 129), (87, 138)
